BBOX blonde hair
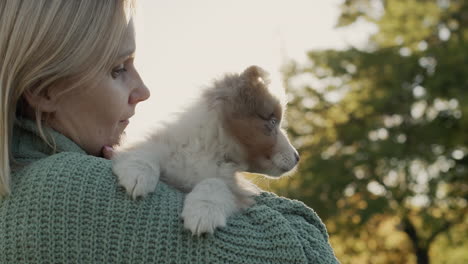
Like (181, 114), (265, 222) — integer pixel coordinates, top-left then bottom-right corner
(0, 0), (135, 197)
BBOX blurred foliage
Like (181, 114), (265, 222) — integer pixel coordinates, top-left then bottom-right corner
(271, 0), (468, 263)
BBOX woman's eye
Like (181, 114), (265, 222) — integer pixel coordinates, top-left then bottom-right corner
(111, 64), (127, 78)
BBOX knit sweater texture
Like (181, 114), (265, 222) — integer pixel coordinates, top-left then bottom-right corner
(0, 118), (339, 263)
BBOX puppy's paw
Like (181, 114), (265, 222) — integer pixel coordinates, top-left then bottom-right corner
(112, 159), (159, 199)
(181, 200), (228, 236)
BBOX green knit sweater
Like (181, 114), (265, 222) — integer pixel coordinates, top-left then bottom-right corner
(0, 118), (339, 263)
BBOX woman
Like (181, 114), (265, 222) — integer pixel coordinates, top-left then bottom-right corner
(0, 1), (338, 263)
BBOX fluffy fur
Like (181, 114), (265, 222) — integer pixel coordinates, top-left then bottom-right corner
(112, 66), (299, 235)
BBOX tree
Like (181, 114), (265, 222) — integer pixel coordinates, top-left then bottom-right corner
(279, 0), (468, 263)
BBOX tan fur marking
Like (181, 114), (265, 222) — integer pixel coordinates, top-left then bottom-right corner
(225, 117), (277, 164)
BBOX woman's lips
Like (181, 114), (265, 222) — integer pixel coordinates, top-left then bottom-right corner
(120, 119), (130, 126)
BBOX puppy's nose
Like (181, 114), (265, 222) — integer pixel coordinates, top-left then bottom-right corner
(294, 151), (300, 164)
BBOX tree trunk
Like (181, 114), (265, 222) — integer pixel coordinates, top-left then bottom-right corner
(415, 246), (429, 264)
(401, 217), (430, 264)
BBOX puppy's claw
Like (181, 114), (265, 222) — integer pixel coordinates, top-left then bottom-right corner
(238, 196), (256, 210)
(113, 161), (159, 199)
(181, 201), (227, 236)
(127, 173), (158, 199)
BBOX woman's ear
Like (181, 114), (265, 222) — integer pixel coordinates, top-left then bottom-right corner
(22, 88), (59, 113)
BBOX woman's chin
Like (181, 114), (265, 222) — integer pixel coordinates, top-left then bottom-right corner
(113, 131), (126, 147)
(119, 119), (130, 127)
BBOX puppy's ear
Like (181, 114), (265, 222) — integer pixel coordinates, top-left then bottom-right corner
(241, 65), (270, 89)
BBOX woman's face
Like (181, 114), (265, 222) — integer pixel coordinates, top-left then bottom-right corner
(49, 21), (150, 156)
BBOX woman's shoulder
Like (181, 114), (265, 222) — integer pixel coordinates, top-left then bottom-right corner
(253, 191), (330, 241)
(10, 151), (184, 205)
(12, 151), (116, 192)
(213, 191), (337, 263)
(2, 152), (190, 263)
(2, 152), (339, 263)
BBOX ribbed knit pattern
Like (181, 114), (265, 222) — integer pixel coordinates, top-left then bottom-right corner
(0, 118), (339, 263)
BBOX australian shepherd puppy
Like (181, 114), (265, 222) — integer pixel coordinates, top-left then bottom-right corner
(112, 66), (299, 235)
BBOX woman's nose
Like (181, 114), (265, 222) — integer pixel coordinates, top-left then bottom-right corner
(129, 82), (150, 105)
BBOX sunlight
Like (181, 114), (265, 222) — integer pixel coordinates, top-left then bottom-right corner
(126, 0), (375, 143)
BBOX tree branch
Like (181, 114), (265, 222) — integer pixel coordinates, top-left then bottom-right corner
(427, 221), (451, 245)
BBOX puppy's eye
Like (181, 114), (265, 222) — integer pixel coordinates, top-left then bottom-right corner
(269, 118), (277, 126)
(264, 117), (278, 132)
(257, 113), (269, 120)
(257, 113), (274, 121)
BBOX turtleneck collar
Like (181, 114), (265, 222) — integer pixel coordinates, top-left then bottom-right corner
(12, 117), (86, 163)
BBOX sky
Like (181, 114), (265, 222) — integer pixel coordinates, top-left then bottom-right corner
(125, 0), (375, 143)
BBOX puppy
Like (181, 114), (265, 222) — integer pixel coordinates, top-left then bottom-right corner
(112, 66), (299, 236)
